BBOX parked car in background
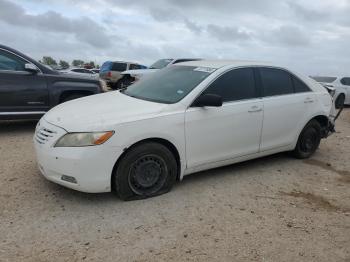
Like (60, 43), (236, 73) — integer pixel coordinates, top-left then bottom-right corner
(0, 44), (103, 120)
(34, 60), (334, 200)
(119, 58), (201, 88)
(99, 61), (146, 89)
(311, 76), (349, 108)
(61, 68), (99, 79)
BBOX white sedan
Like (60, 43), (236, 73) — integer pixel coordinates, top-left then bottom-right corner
(34, 60), (334, 200)
(311, 76), (349, 108)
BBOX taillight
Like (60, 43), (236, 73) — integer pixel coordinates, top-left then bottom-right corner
(107, 71), (112, 78)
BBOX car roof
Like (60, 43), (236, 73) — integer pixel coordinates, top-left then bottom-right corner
(111, 61), (142, 65)
(176, 59), (277, 69)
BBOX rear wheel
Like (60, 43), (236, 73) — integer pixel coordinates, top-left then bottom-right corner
(114, 142), (177, 201)
(335, 94), (345, 109)
(293, 120), (321, 159)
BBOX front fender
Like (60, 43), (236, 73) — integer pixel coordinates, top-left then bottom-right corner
(48, 80), (101, 106)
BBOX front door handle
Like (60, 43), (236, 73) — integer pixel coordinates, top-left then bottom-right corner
(248, 106), (263, 113)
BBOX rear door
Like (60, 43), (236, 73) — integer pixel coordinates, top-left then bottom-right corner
(0, 49), (49, 115)
(258, 67), (314, 151)
(185, 67), (264, 168)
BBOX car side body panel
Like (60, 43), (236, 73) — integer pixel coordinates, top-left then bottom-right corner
(34, 60), (333, 192)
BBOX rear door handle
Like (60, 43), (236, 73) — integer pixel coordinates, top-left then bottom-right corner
(248, 106), (263, 113)
(304, 97), (314, 103)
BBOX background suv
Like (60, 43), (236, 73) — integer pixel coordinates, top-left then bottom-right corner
(99, 61), (147, 89)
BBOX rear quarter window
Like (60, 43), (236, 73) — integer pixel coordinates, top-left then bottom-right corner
(292, 76), (311, 93)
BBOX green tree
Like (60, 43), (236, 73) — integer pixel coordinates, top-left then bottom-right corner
(72, 59), (84, 67)
(59, 60), (69, 69)
(89, 61), (95, 68)
(42, 56), (57, 66)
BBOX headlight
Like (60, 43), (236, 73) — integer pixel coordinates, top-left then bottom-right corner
(55, 131), (114, 147)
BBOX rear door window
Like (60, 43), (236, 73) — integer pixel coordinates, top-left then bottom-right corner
(259, 68), (294, 97)
(129, 64), (142, 70)
(202, 68), (257, 102)
(111, 63), (127, 72)
(340, 77), (350, 86)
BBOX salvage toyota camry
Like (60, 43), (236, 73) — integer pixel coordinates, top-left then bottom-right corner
(34, 60), (335, 200)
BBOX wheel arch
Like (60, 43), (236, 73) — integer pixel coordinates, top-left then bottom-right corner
(312, 115), (329, 129)
(294, 114), (330, 147)
(111, 137), (182, 192)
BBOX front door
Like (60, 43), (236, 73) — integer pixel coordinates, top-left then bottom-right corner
(185, 67), (263, 168)
(0, 49), (49, 115)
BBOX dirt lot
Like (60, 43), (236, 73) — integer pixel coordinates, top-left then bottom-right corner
(0, 110), (350, 262)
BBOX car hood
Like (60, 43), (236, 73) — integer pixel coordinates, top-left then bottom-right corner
(52, 72), (99, 83)
(59, 72), (98, 80)
(44, 91), (168, 132)
(121, 69), (159, 77)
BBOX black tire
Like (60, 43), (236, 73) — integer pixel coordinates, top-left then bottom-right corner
(61, 94), (85, 103)
(335, 94), (345, 109)
(293, 120), (321, 159)
(114, 142), (177, 201)
(113, 80), (122, 90)
(120, 76), (134, 88)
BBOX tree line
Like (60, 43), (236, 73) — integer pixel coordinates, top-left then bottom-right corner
(39, 56), (100, 69)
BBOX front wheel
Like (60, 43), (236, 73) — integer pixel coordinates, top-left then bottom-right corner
(113, 142), (177, 201)
(293, 120), (321, 159)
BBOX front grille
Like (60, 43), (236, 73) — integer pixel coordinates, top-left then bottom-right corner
(35, 127), (57, 145)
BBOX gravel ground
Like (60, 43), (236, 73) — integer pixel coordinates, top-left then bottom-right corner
(0, 109), (349, 262)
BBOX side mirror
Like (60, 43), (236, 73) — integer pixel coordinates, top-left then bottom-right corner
(24, 63), (39, 74)
(192, 94), (223, 107)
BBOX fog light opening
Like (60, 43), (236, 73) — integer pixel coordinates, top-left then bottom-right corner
(61, 175), (77, 184)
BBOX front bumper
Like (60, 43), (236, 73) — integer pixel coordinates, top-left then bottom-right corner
(34, 119), (123, 193)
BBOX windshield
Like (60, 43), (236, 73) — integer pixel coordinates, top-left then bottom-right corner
(149, 59), (173, 69)
(311, 76), (337, 83)
(122, 66), (215, 104)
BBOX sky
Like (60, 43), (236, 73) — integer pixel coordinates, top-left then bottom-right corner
(0, 0), (349, 76)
